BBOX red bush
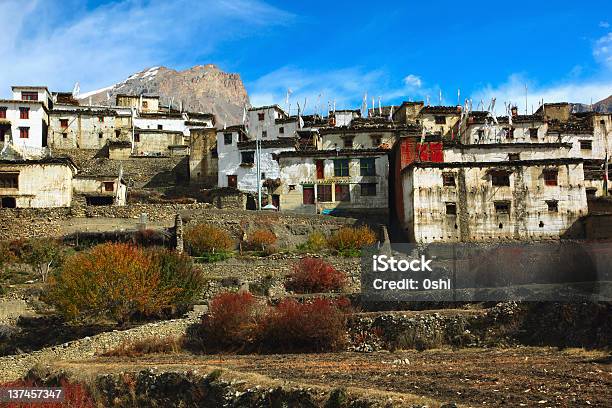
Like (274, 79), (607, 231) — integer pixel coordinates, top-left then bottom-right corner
(198, 291), (265, 351)
(0, 378), (94, 408)
(259, 298), (348, 352)
(285, 258), (347, 293)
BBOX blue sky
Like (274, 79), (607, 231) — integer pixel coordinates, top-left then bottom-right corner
(1, 0), (611, 114)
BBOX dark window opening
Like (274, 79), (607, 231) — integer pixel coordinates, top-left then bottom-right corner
(0, 107), (6, 119)
(224, 133), (232, 145)
(529, 128), (538, 139)
(335, 184), (350, 202)
(491, 171), (510, 186)
(477, 129), (484, 138)
(157, 124), (163, 130)
(543, 169), (558, 186)
(546, 200), (558, 212)
(227, 175), (237, 188)
(261, 172), (266, 180)
(21, 91), (38, 101)
(134, 133), (140, 142)
(343, 137), (354, 148)
(262, 130), (267, 138)
(62, 132), (67, 139)
(279, 127), (284, 134)
(288, 185), (296, 191)
(315, 160), (324, 179)
(19, 107), (29, 119)
(0, 129), (5, 142)
(434, 115), (446, 124)
(334, 159), (349, 177)
(104, 182), (114, 192)
(317, 184), (332, 202)
(494, 201), (511, 214)
(0, 197), (16, 208)
(60, 119), (69, 128)
(371, 135), (382, 146)
(508, 153), (520, 161)
(142, 101), (148, 109)
(0, 173), (19, 189)
(360, 183), (377, 196)
(446, 202), (457, 215)
(586, 188), (597, 198)
(86, 196), (114, 206)
(241, 151), (254, 165)
(98, 132), (103, 139)
(98, 116), (104, 123)
(258, 112), (265, 121)
(115, 130), (121, 138)
(442, 173), (456, 186)
(504, 127), (514, 138)
(580, 140), (592, 150)
(360, 158), (376, 176)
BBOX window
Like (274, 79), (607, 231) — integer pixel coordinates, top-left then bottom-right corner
(288, 185), (296, 191)
(504, 127), (514, 139)
(279, 127), (284, 134)
(343, 137), (354, 148)
(19, 127), (29, 139)
(0, 197), (16, 208)
(60, 119), (68, 128)
(142, 101), (148, 109)
(543, 169), (558, 186)
(0, 129), (5, 142)
(104, 181), (114, 192)
(19, 107), (29, 119)
(227, 175), (237, 188)
(0, 107), (6, 119)
(586, 188), (597, 198)
(334, 159), (349, 177)
(529, 128), (538, 139)
(115, 130), (121, 138)
(0, 173), (18, 189)
(317, 185), (332, 202)
(434, 115), (446, 125)
(258, 112), (265, 121)
(62, 132), (67, 139)
(98, 132), (103, 139)
(508, 153), (520, 161)
(303, 185), (315, 204)
(261, 172), (266, 180)
(335, 184), (350, 202)
(445, 202), (457, 215)
(371, 135), (382, 146)
(494, 201), (511, 214)
(546, 200), (558, 212)
(241, 151), (254, 165)
(360, 158), (376, 176)
(262, 130), (267, 138)
(316, 160), (324, 179)
(580, 140), (592, 150)
(21, 91), (38, 101)
(98, 116), (104, 122)
(442, 173), (456, 186)
(157, 124), (163, 130)
(360, 183), (377, 196)
(134, 133), (140, 142)
(477, 129), (484, 138)
(224, 133), (233, 145)
(491, 170), (510, 186)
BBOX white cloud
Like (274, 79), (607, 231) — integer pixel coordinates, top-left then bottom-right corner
(248, 66), (433, 114)
(0, 0), (292, 97)
(594, 32), (612, 69)
(600, 21), (610, 28)
(403, 74), (422, 88)
(471, 73), (612, 115)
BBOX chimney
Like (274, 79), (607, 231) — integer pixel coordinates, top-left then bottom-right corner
(511, 106), (518, 117)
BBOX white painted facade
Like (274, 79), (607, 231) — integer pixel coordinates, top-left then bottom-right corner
(73, 176), (127, 206)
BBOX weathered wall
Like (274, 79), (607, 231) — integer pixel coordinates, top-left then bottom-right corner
(189, 128), (217, 185)
(0, 163), (73, 208)
(133, 130), (185, 155)
(320, 129), (396, 150)
(48, 111), (131, 150)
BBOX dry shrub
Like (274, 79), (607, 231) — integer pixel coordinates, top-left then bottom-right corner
(305, 231), (327, 251)
(47, 243), (186, 323)
(101, 336), (183, 358)
(327, 226), (377, 255)
(0, 241), (17, 270)
(184, 224), (233, 256)
(259, 298), (348, 352)
(247, 229), (277, 252)
(197, 291), (265, 352)
(286, 257), (347, 293)
(1, 378), (95, 408)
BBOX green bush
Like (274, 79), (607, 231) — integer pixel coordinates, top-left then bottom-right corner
(20, 239), (71, 282)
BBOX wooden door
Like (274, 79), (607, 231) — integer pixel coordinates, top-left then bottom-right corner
(227, 175), (237, 188)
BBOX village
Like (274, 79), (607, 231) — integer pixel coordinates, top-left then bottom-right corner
(1, 85), (611, 243)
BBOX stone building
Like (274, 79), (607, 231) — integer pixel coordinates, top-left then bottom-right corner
(73, 166), (127, 206)
(0, 156), (77, 208)
(0, 86), (52, 154)
(278, 149), (389, 215)
(189, 127), (218, 185)
(116, 94), (160, 113)
(401, 156), (587, 243)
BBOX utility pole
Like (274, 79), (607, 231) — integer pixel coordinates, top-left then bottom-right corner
(256, 132), (262, 210)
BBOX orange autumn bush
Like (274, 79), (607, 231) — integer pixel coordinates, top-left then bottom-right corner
(247, 229), (277, 252)
(47, 243), (189, 323)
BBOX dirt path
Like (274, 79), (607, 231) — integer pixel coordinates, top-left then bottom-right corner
(56, 347), (611, 407)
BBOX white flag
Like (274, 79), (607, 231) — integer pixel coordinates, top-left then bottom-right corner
(388, 105), (394, 122)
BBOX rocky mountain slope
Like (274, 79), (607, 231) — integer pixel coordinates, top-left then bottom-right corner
(572, 94), (612, 113)
(79, 65), (249, 126)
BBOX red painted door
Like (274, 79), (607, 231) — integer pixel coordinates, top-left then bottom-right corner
(227, 175), (237, 188)
(303, 186), (315, 204)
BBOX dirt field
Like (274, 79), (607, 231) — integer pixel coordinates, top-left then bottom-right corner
(55, 346), (611, 407)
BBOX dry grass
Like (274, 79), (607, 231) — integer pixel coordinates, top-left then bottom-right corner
(100, 336), (184, 358)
